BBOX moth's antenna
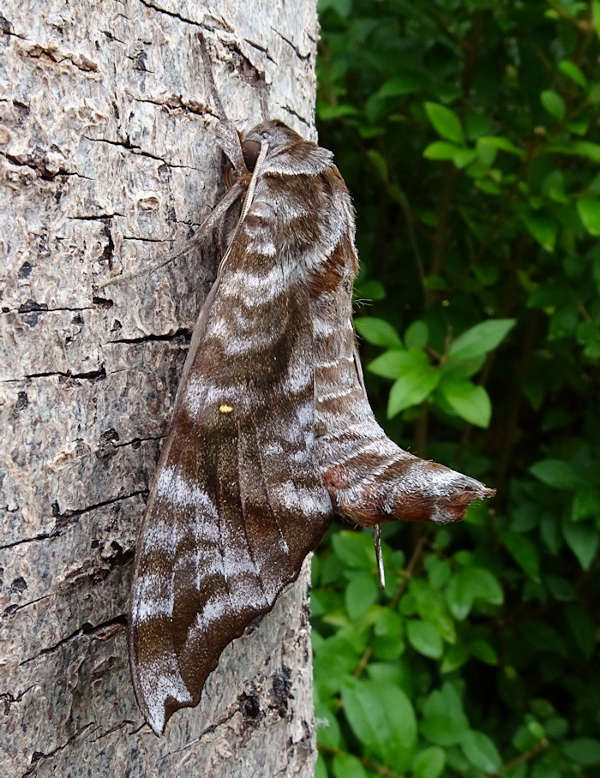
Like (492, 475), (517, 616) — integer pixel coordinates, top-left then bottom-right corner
(197, 33), (246, 176)
(197, 32), (228, 121)
(258, 82), (270, 122)
(374, 525), (386, 590)
(218, 140), (269, 274)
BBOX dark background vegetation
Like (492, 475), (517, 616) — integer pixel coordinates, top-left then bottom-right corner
(310, 2), (600, 776)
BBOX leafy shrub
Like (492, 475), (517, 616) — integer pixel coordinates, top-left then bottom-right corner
(312, 2), (600, 776)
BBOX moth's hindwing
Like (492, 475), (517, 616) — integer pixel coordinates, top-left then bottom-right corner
(129, 196), (333, 735)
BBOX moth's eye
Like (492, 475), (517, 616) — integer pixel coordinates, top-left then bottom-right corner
(241, 139), (261, 172)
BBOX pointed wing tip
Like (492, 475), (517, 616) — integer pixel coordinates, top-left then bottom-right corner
(142, 691), (201, 737)
(148, 715), (165, 737)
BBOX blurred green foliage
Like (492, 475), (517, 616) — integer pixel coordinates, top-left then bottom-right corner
(311, 1), (600, 776)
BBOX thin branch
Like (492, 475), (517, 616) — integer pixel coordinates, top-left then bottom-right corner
(482, 738), (549, 777)
(352, 533), (429, 680)
(390, 533), (429, 610)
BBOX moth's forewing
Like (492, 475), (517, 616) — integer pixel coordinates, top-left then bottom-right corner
(129, 186), (332, 735)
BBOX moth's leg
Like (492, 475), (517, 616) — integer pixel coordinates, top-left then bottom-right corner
(94, 182), (245, 291)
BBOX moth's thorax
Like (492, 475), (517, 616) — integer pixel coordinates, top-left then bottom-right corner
(232, 121), (359, 300)
(242, 120), (334, 177)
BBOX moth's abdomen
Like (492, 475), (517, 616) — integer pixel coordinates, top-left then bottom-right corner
(323, 451), (494, 525)
(306, 165), (494, 526)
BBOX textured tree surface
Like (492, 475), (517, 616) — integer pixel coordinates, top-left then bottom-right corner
(0, 1), (319, 775)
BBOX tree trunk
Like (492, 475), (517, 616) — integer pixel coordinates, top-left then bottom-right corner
(0, 2), (319, 775)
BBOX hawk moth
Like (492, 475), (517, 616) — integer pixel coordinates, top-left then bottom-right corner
(127, 39), (494, 736)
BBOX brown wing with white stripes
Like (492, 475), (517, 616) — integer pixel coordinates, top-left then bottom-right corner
(129, 193), (333, 735)
(128, 118), (493, 736)
(307, 169), (494, 527)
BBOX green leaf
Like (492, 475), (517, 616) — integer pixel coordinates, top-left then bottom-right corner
(420, 684), (470, 746)
(521, 211), (557, 251)
(475, 178), (502, 195)
(315, 754), (328, 778)
(446, 567), (504, 619)
(406, 620), (444, 658)
(529, 459), (582, 490)
(410, 579), (456, 643)
(318, 0), (352, 16)
(332, 532), (374, 569)
(499, 529), (540, 580)
(342, 680), (417, 771)
(428, 558), (452, 590)
(559, 60), (588, 88)
(315, 701), (342, 748)
(412, 747), (446, 778)
(424, 102), (464, 143)
(540, 90), (566, 120)
(468, 640), (498, 665)
(549, 140), (600, 161)
(423, 275), (447, 291)
(374, 608), (402, 637)
(346, 572), (379, 621)
(445, 571), (474, 621)
(367, 149), (388, 182)
(405, 320), (428, 349)
(461, 730), (502, 773)
(562, 518), (599, 570)
(544, 575), (576, 601)
(318, 102), (360, 121)
(441, 355), (486, 381)
(368, 348), (426, 380)
(388, 369), (440, 418)
(448, 319), (516, 360)
(565, 603), (596, 659)
(438, 378), (491, 427)
(332, 753), (368, 778)
(373, 633), (405, 661)
(577, 198), (600, 236)
(423, 141), (460, 160)
(521, 619), (567, 656)
(314, 636), (359, 697)
(373, 611), (405, 660)
(476, 137), (498, 166)
(477, 135), (524, 157)
(452, 148), (477, 168)
(377, 74), (426, 97)
(562, 738), (600, 767)
(423, 141), (474, 168)
(354, 317), (402, 347)
(594, 0), (600, 35)
(441, 643), (469, 673)
(355, 279), (385, 300)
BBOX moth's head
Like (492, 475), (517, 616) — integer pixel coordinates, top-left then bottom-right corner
(241, 120), (334, 177)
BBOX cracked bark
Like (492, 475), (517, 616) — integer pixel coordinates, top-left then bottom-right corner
(0, 1), (319, 775)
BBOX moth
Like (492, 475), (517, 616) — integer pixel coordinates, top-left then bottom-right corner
(125, 37), (494, 736)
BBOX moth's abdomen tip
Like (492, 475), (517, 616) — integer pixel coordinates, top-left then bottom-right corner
(425, 475), (495, 523)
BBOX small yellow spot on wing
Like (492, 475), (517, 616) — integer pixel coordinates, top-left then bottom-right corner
(219, 404), (234, 413)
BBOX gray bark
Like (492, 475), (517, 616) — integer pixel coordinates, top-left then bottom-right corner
(0, 1), (319, 775)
